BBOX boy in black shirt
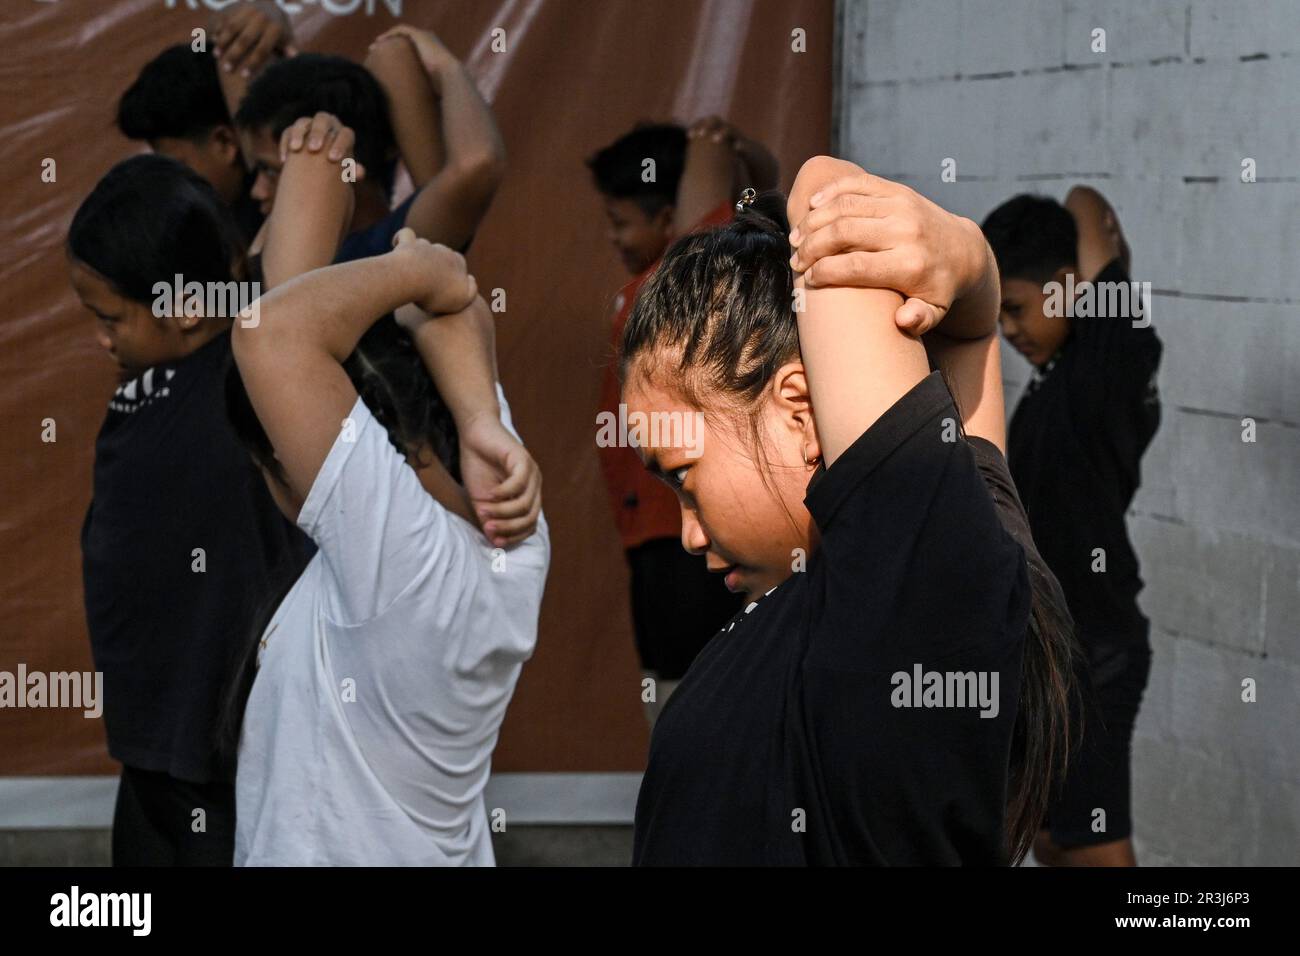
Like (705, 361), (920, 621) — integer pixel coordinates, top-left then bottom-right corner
(983, 187), (1161, 866)
(70, 155), (310, 865)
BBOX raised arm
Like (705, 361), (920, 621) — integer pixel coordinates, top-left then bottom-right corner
(231, 239), (474, 504)
(260, 113), (356, 290)
(211, 1), (295, 121)
(1065, 185), (1129, 281)
(395, 281), (542, 547)
(366, 25), (506, 251)
(788, 161), (1007, 451)
(787, 156), (929, 466)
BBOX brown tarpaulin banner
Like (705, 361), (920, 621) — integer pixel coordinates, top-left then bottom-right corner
(0, 0), (831, 779)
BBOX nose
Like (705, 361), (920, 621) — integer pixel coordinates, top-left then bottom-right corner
(95, 328), (113, 353)
(679, 506), (709, 556)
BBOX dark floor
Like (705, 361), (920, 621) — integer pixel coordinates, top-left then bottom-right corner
(0, 826), (634, 867)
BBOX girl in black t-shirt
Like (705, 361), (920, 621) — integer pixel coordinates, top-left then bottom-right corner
(621, 156), (1077, 865)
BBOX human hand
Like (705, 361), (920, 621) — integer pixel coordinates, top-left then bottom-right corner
(788, 171), (986, 336)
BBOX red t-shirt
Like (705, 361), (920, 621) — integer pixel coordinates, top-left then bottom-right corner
(597, 199), (735, 550)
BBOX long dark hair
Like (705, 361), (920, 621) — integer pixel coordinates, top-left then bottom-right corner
(215, 315), (462, 760)
(619, 190), (1076, 864)
(68, 154), (245, 302)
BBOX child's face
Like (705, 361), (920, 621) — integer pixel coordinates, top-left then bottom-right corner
(238, 125), (284, 216)
(997, 268), (1073, 367)
(152, 127), (245, 207)
(601, 197), (674, 275)
(622, 370), (816, 603)
(69, 260), (192, 375)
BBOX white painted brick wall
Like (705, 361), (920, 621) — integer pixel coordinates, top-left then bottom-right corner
(840, 0), (1300, 865)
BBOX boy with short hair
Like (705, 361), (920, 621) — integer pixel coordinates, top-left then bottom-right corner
(982, 186), (1161, 866)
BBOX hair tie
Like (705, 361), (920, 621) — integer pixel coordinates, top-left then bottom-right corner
(734, 187), (756, 214)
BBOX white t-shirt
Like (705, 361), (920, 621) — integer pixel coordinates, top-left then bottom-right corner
(235, 384), (550, 866)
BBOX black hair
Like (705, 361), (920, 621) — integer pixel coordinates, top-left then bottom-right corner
(981, 194), (1078, 285)
(620, 190), (1076, 864)
(586, 122), (688, 218)
(235, 53), (398, 194)
(117, 45), (231, 143)
(68, 154), (245, 304)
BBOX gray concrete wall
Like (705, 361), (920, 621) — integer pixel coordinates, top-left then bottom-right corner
(838, 0), (1299, 865)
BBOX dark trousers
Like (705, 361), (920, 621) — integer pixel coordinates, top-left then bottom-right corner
(112, 765), (235, 866)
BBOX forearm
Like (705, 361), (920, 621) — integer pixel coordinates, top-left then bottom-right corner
(673, 135), (734, 234)
(791, 157), (928, 465)
(404, 297), (500, 429)
(248, 253), (426, 363)
(262, 150), (354, 289)
(428, 60), (505, 184)
(365, 38), (446, 186)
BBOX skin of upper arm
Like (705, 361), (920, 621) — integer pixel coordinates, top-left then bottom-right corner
(788, 156), (930, 466)
(232, 314), (361, 506)
(924, 332), (1006, 454)
(1065, 185), (1123, 281)
(262, 148), (354, 290)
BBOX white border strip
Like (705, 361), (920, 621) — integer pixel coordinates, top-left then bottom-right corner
(0, 773), (641, 829)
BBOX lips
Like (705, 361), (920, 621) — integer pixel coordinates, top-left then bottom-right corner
(706, 562), (742, 592)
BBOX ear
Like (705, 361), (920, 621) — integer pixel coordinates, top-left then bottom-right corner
(209, 125), (242, 166)
(770, 361), (821, 463)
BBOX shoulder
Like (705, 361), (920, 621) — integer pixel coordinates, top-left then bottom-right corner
(803, 371), (956, 530)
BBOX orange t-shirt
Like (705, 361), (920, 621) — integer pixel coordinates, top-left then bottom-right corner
(597, 199), (735, 551)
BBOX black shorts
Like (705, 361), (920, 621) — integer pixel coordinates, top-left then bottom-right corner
(112, 765), (235, 866)
(1043, 633), (1152, 847)
(626, 537), (745, 681)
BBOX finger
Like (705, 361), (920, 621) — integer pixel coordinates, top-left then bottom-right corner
(279, 117), (312, 162)
(789, 216), (890, 274)
(242, 29), (280, 77)
(284, 43), (299, 57)
(803, 249), (906, 290)
(391, 227), (417, 248)
(895, 297), (943, 336)
(480, 463), (535, 515)
(484, 509), (538, 543)
(221, 18), (259, 72)
(306, 112), (337, 151)
(807, 172), (895, 209)
(214, 5), (249, 54)
(329, 126), (355, 162)
(790, 193), (890, 246)
(484, 492), (541, 544)
(487, 454), (533, 506)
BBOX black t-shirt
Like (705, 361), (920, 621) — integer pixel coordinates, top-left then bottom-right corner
(632, 372), (1031, 865)
(81, 332), (310, 784)
(1008, 258), (1161, 644)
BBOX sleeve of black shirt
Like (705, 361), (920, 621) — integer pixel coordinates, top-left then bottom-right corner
(797, 372), (1031, 864)
(1073, 258), (1162, 394)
